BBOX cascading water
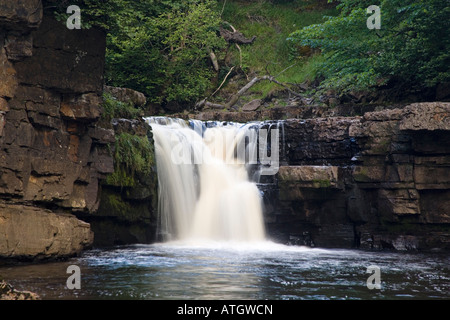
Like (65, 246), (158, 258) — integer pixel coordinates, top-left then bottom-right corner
(145, 117), (279, 243)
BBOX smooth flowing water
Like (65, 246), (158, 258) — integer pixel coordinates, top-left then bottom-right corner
(0, 242), (448, 300)
(146, 117), (271, 242)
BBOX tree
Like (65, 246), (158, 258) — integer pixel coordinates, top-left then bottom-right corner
(52, 0), (226, 108)
(288, 0), (450, 96)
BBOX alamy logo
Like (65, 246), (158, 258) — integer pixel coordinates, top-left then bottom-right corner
(66, 5), (81, 30)
(366, 265), (381, 290)
(66, 265), (81, 290)
(367, 5), (381, 30)
(170, 126), (280, 176)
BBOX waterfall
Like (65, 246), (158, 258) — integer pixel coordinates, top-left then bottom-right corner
(145, 117), (278, 243)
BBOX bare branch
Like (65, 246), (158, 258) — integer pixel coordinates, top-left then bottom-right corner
(211, 66), (235, 97)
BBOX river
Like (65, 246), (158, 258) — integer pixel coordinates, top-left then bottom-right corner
(1, 241), (448, 300)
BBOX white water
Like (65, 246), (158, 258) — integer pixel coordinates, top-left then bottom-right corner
(145, 117), (265, 243)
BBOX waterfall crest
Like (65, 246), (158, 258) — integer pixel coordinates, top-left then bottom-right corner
(145, 117), (267, 243)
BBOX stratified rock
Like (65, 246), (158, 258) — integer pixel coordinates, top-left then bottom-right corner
(60, 93), (102, 122)
(0, 204), (93, 261)
(399, 102), (450, 131)
(270, 102), (450, 250)
(14, 14), (106, 94)
(0, 6), (113, 261)
(0, 0), (43, 31)
(4, 33), (34, 61)
(0, 46), (18, 98)
(104, 86), (147, 107)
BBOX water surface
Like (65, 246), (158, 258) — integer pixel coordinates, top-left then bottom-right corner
(1, 242), (448, 300)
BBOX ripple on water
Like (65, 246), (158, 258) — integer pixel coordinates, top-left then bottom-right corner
(0, 242), (449, 300)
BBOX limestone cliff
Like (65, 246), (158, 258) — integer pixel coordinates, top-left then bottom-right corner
(274, 102), (450, 251)
(0, 0), (113, 261)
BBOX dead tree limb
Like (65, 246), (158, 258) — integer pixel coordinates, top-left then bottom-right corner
(220, 22), (257, 45)
(211, 66), (235, 97)
(225, 76), (267, 109)
(208, 49), (219, 72)
(225, 75), (304, 109)
(198, 74), (305, 110)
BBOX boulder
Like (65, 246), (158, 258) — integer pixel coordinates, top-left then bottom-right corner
(0, 280), (40, 300)
(242, 99), (262, 112)
(0, 204), (93, 261)
(104, 86), (147, 107)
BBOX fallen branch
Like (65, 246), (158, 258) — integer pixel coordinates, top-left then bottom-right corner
(198, 74), (305, 111)
(208, 49), (219, 72)
(225, 75), (304, 109)
(195, 99), (225, 110)
(220, 22), (257, 45)
(211, 66), (235, 97)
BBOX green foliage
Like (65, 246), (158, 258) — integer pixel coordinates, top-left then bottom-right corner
(288, 0), (450, 94)
(107, 132), (154, 187)
(51, 0), (226, 107)
(101, 93), (142, 123)
(221, 0), (337, 99)
(104, 0), (226, 106)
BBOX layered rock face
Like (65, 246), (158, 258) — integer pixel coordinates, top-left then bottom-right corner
(88, 117), (158, 247)
(272, 102), (450, 251)
(0, 1), (112, 261)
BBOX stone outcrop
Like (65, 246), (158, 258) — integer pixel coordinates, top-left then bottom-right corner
(104, 86), (147, 107)
(0, 279), (40, 300)
(268, 102), (450, 251)
(0, 1), (112, 261)
(86, 118), (158, 247)
(0, 204), (93, 261)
